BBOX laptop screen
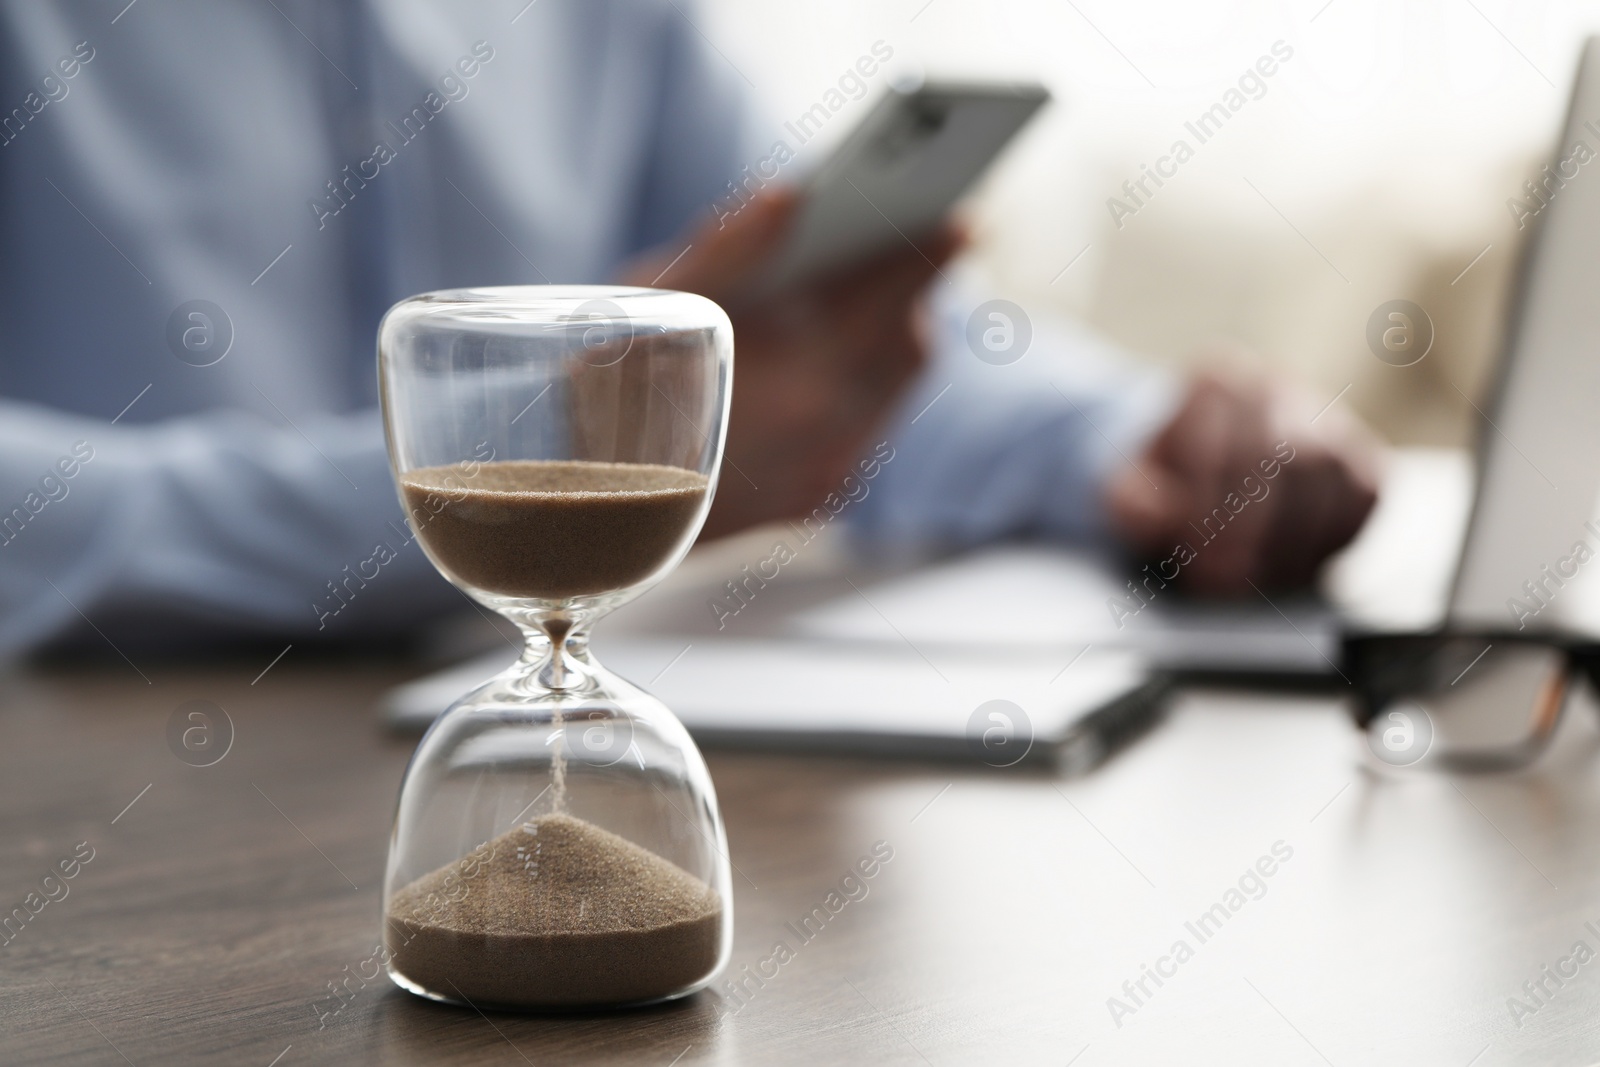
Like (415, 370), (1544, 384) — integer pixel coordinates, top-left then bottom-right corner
(1449, 36), (1600, 637)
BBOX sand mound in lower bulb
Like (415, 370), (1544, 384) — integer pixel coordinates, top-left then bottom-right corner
(386, 813), (722, 1008)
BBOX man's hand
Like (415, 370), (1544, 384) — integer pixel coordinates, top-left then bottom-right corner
(1104, 369), (1381, 594)
(619, 189), (962, 539)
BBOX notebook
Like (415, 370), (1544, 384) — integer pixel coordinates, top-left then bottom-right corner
(381, 637), (1165, 771)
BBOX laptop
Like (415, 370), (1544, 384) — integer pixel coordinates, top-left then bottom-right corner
(1445, 36), (1600, 638)
(1108, 32), (1600, 663)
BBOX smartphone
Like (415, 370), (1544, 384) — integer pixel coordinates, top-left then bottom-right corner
(760, 79), (1051, 290)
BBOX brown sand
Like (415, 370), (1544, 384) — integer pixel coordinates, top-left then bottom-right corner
(386, 814), (723, 1008)
(400, 460), (708, 599)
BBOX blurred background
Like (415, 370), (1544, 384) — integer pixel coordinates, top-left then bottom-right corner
(699, 0), (1600, 445)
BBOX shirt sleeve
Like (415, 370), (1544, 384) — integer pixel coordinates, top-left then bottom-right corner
(846, 279), (1180, 554)
(621, 1), (754, 254)
(0, 401), (461, 658)
(0, 2), (756, 662)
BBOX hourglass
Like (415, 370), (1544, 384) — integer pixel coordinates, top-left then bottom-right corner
(377, 286), (733, 1009)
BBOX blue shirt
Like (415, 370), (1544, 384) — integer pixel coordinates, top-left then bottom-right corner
(0, 0), (1170, 656)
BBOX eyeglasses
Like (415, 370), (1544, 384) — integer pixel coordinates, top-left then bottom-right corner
(1342, 630), (1600, 772)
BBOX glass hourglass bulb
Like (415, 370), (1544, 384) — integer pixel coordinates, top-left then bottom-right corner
(376, 286), (733, 1010)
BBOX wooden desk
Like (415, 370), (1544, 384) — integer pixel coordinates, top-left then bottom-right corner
(5, 659), (1600, 1065)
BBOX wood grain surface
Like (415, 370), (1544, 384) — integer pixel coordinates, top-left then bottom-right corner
(5, 657), (1600, 1065)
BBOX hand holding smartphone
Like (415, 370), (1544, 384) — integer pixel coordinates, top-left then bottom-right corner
(758, 79), (1050, 290)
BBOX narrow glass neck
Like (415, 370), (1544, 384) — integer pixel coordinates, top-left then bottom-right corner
(512, 615), (599, 694)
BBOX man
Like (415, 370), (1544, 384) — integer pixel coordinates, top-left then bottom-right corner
(0, 0), (1375, 656)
